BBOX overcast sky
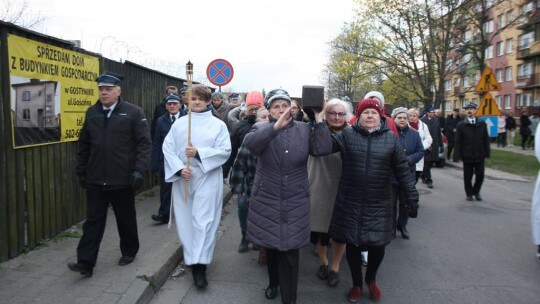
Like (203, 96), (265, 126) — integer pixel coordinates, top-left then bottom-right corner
(24, 0), (355, 97)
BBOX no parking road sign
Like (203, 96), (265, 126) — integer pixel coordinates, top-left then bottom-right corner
(206, 59), (234, 87)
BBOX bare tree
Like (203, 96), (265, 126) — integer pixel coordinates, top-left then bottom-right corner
(0, 0), (47, 29)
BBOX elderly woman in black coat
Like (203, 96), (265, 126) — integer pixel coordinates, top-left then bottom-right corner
(316, 98), (419, 302)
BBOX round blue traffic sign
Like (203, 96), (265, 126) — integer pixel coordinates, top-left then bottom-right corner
(206, 59), (234, 86)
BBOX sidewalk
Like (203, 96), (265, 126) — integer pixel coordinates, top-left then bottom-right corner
(0, 186), (232, 304)
(444, 142), (535, 182)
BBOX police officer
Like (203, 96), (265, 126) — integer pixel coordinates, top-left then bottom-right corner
(455, 102), (490, 201)
(68, 72), (152, 277)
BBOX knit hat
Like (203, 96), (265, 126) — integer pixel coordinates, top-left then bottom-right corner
(211, 92), (223, 99)
(356, 98), (382, 116)
(364, 91), (385, 107)
(264, 89), (291, 109)
(165, 93), (181, 103)
(391, 107), (409, 119)
(246, 91), (264, 108)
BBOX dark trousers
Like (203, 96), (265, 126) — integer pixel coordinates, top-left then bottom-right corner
(237, 194), (248, 236)
(346, 244), (385, 286)
(266, 248), (299, 304)
(77, 187), (139, 266)
(158, 171), (172, 218)
(391, 185), (409, 235)
(463, 160), (485, 197)
(497, 132), (507, 147)
(527, 135), (535, 149)
(422, 160), (434, 184)
(522, 134), (531, 149)
(447, 133), (456, 160)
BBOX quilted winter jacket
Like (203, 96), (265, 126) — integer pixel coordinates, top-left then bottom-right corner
(243, 120), (332, 251)
(329, 120), (419, 246)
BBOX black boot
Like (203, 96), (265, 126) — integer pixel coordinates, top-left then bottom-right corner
(192, 264), (208, 289)
(398, 225), (410, 240)
(238, 236), (249, 253)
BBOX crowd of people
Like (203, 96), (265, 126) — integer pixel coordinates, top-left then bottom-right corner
(68, 72), (538, 303)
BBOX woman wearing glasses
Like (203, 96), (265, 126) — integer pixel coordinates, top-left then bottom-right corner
(308, 98), (352, 287)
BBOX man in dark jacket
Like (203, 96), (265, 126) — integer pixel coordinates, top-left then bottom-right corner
(150, 93), (184, 224)
(505, 112), (517, 147)
(68, 72), (152, 277)
(455, 102), (490, 201)
(151, 85), (178, 142)
(445, 108), (461, 161)
(421, 105), (443, 188)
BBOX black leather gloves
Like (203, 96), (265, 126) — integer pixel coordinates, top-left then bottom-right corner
(131, 170), (144, 190)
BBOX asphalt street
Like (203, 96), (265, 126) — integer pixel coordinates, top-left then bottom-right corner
(151, 166), (539, 304)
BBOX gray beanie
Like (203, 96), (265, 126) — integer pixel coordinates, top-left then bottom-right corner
(391, 107), (409, 119)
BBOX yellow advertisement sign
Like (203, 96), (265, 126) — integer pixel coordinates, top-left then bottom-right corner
(8, 34), (99, 148)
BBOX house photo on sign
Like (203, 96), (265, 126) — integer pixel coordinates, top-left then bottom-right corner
(8, 34), (99, 148)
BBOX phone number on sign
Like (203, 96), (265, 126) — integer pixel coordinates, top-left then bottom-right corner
(65, 129), (81, 139)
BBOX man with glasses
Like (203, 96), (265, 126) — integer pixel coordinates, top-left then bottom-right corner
(151, 93), (184, 224)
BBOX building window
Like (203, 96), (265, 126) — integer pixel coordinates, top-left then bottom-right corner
(445, 102), (451, 111)
(496, 41), (504, 56)
(485, 45), (494, 59)
(518, 93), (533, 106)
(454, 77), (461, 88)
(518, 63), (533, 78)
(463, 99), (470, 108)
(519, 32), (534, 49)
(22, 109), (30, 120)
(22, 91), (31, 101)
(504, 95), (512, 109)
(497, 14), (505, 28)
(496, 68), (504, 82)
(522, 1), (534, 14)
(464, 75), (470, 87)
(484, 20), (494, 33)
(506, 38), (513, 53)
(507, 10), (514, 24)
(505, 67), (513, 81)
(46, 94), (53, 102)
(495, 95), (502, 108)
(444, 80), (452, 91)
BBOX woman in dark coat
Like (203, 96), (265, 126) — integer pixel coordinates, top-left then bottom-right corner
(243, 89), (330, 304)
(323, 98), (419, 302)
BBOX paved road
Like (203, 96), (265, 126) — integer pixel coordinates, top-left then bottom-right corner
(151, 167), (540, 304)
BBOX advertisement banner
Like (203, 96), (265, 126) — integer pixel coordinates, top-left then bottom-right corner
(8, 34), (99, 148)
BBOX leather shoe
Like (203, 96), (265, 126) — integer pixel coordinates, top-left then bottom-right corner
(466, 196), (473, 201)
(68, 262), (93, 277)
(265, 286), (278, 299)
(474, 194), (483, 201)
(151, 214), (168, 224)
(118, 256), (135, 266)
(316, 265), (328, 280)
(427, 183), (433, 189)
(398, 225), (410, 240)
(327, 270), (339, 287)
(193, 271), (208, 289)
(347, 286), (362, 303)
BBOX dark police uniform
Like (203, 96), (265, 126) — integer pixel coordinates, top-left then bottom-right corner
(71, 73), (151, 274)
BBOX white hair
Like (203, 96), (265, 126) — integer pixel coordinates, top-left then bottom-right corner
(324, 98), (354, 121)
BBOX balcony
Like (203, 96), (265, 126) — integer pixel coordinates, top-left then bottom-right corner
(454, 87), (465, 96)
(516, 41), (540, 59)
(517, 11), (540, 30)
(515, 73), (540, 89)
(455, 64), (467, 74)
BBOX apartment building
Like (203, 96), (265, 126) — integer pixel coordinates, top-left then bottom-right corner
(444, 0), (540, 119)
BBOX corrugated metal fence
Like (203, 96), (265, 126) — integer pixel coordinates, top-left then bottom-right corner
(0, 21), (188, 261)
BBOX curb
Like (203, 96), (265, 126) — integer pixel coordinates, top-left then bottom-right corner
(126, 189), (234, 304)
